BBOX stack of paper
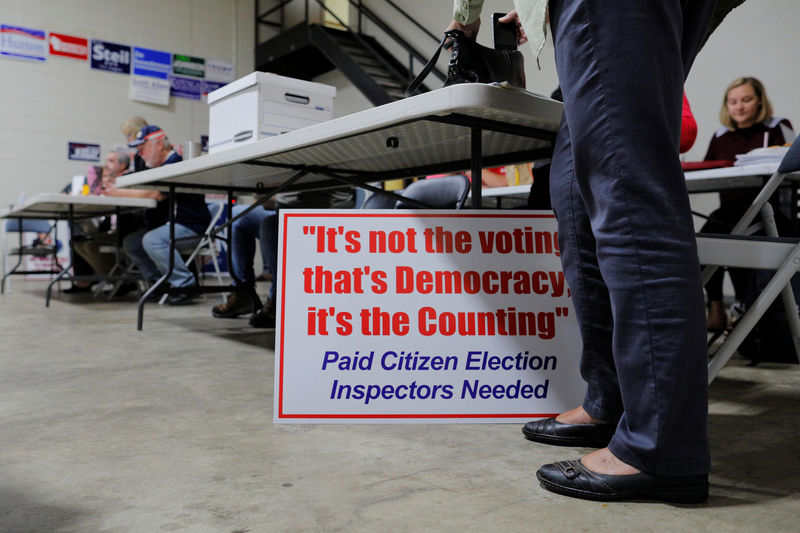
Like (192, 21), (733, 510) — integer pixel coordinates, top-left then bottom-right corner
(734, 146), (790, 166)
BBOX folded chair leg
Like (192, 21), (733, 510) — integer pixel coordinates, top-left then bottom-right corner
(708, 241), (800, 383)
(761, 204), (800, 362)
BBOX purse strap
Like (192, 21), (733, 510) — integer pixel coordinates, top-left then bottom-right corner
(405, 31), (458, 97)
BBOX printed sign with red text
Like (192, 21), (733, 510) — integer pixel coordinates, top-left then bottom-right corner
(275, 210), (584, 423)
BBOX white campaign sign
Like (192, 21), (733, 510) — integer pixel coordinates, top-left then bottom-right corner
(129, 76), (170, 106)
(274, 210), (584, 423)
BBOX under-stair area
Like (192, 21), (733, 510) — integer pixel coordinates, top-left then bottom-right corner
(254, 0), (445, 105)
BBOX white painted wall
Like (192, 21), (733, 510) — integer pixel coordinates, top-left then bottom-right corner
(1, 0), (797, 222)
(0, 0), (254, 207)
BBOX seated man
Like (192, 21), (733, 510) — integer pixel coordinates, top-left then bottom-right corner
(105, 125), (211, 305)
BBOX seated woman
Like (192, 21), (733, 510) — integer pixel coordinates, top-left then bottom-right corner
(702, 77), (794, 331)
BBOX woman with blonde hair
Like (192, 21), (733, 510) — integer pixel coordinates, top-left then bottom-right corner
(703, 77), (794, 330)
(120, 116), (149, 172)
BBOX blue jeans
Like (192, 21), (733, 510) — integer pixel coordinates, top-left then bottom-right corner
(547, 0), (716, 476)
(229, 204), (275, 286)
(259, 213), (279, 301)
(133, 223), (201, 288)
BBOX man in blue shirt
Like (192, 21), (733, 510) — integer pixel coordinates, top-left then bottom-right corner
(105, 125), (210, 305)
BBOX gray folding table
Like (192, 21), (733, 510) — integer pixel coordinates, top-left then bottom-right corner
(0, 193), (156, 305)
(115, 83), (564, 329)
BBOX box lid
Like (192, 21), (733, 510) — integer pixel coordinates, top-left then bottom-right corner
(208, 71), (336, 104)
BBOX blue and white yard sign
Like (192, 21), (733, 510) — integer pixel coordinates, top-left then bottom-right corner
(130, 46), (171, 105)
(170, 75), (205, 100)
(0, 25), (47, 62)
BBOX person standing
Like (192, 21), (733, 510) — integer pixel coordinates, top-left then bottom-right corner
(450, 0), (745, 502)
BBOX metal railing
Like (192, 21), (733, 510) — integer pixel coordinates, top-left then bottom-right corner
(255, 0), (445, 84)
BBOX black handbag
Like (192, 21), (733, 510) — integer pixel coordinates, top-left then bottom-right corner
(406, 29), (525, 97)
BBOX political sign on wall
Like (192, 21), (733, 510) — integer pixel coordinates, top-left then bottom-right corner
(205, 59), (234, 83)
(90, 39), (130, 74)
(204, 80), (227, 94)
(130, 46), (171, 105)
(172, 53), (204, 78)
(275, 210), (584, 423)
(0, 24), (47, 62)
(67, 142), (101, 162)
(48, 32), (88, 60)
(132, 46), (170, 78)
(170, 75), (205, 100)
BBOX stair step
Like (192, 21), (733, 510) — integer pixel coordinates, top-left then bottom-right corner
(341, 47), (378, 60)
(385, 89), (407, 100)
(357, 64), (393, 75)
(378, 81), (405, 91)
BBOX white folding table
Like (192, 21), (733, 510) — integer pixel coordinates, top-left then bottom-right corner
(115, 83), (564, 329)
(0, 193), (156, 305)
(116, 83), (563, 203)
(683, 162), (780, 193)
(471, 162), (788, 206)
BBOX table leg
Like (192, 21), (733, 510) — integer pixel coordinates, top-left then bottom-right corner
(1, 217), (25, 294)
(46, 207), (76, 307)
(137, 186), (176, 330)
(471, 126), (483, 209)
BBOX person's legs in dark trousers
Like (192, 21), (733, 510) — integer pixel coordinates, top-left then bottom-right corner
(701, 202), (751, 329)
(539, 0), (716, 490)
(63, 246), (95, 292)
(549, 119), (623, 423)
(249, 212), (279, 328)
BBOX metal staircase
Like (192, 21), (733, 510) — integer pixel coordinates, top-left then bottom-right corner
(254, 0), (445, 105)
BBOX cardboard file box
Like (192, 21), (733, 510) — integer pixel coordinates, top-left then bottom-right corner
(207, 72), (336, 153)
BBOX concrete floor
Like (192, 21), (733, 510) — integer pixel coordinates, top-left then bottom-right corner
(1, 280), (799, 533)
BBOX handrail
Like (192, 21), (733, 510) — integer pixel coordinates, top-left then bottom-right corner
(311, 0), (412, 89)
(256, 0), (446, 87)
(382, 0), (440, 44)
(353, 1), (446, 82)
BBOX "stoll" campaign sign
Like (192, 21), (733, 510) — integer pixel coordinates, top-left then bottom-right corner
(90, 39), (130, 74)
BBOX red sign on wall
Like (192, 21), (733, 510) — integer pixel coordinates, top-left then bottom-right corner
(49, 32), (88, 60)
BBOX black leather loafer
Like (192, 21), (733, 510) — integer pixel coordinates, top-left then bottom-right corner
(536, 460), (709, 503)
(522, 417), (616, 448)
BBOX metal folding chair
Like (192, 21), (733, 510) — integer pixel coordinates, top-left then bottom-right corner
(158, 201), (226, 304)
(698, 135), (800, 382)
(1, 218), (61, 294)
(394, 175), (471, 209)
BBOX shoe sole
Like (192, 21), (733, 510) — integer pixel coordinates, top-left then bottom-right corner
(521, 427), (612, 448)
(536, 471), (709, 504)
(211, 310), (250, 318)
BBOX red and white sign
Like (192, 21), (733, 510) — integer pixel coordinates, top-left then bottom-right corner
(49, 32), (88, 60)
(274, 210), (584, 423)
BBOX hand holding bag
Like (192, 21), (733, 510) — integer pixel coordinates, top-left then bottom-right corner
(406, 29), (526, 97)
